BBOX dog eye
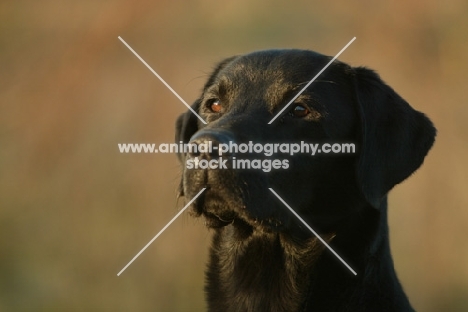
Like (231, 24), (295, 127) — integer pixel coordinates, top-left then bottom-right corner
(289, 104), (309, 118)
(209, 100), (222, 113)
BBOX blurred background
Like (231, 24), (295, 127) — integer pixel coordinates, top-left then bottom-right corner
(1, 0), (467, 311)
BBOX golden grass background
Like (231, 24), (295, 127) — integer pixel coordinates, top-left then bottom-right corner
(1, 0), (467, 310)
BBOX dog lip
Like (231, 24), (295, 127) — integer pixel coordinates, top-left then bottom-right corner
(187, 188), (286, 231)
(205, 211), (235, 222)
(202, 211), (236, 228)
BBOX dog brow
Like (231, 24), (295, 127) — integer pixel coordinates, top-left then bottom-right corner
(268, 37), (356, 124)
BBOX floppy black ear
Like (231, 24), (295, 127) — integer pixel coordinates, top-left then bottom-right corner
(175, 56), (238, 164)
(353, 67), (436, 209)
(175, 100), (201, 163)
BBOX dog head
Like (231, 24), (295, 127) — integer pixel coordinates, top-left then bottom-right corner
(175, 49), (435, 235)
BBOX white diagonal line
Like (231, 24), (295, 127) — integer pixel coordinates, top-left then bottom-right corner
(117, 188), (206, 276)
(118, 36), (207, 125)
(268, 37), (356, 124)
(268, 188), (357, 275)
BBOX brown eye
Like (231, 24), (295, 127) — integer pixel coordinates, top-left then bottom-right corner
(290, 104), (309, 117)
(210, 100), (222, 113)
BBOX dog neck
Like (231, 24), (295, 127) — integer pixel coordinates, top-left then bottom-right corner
(205, 200), (412, 311)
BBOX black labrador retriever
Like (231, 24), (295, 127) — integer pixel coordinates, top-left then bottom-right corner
(175, 49), (435, 312)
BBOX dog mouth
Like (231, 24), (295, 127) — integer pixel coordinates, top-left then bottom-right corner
(202, 210), (237, 228)
(189, 187), (284, 231)
(190, 190), (241, 228)
(201, 210), (285, 233)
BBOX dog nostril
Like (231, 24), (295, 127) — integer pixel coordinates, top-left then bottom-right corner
(188, 141), (202, 158)
(188, 130), (236, 160)
(189, 150), (200, 158)
(188, 139), (227, 159)
(187, 139), (209, 159)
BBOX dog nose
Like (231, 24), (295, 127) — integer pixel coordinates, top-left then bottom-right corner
(188, 129), (235, 159)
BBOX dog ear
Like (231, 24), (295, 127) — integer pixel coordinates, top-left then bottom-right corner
(353, 67), (436, 209)
(175, 56), (238, 163)
(175, 100), (201, 163)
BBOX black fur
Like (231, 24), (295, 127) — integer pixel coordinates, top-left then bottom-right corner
(175, 50), (436, 311)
